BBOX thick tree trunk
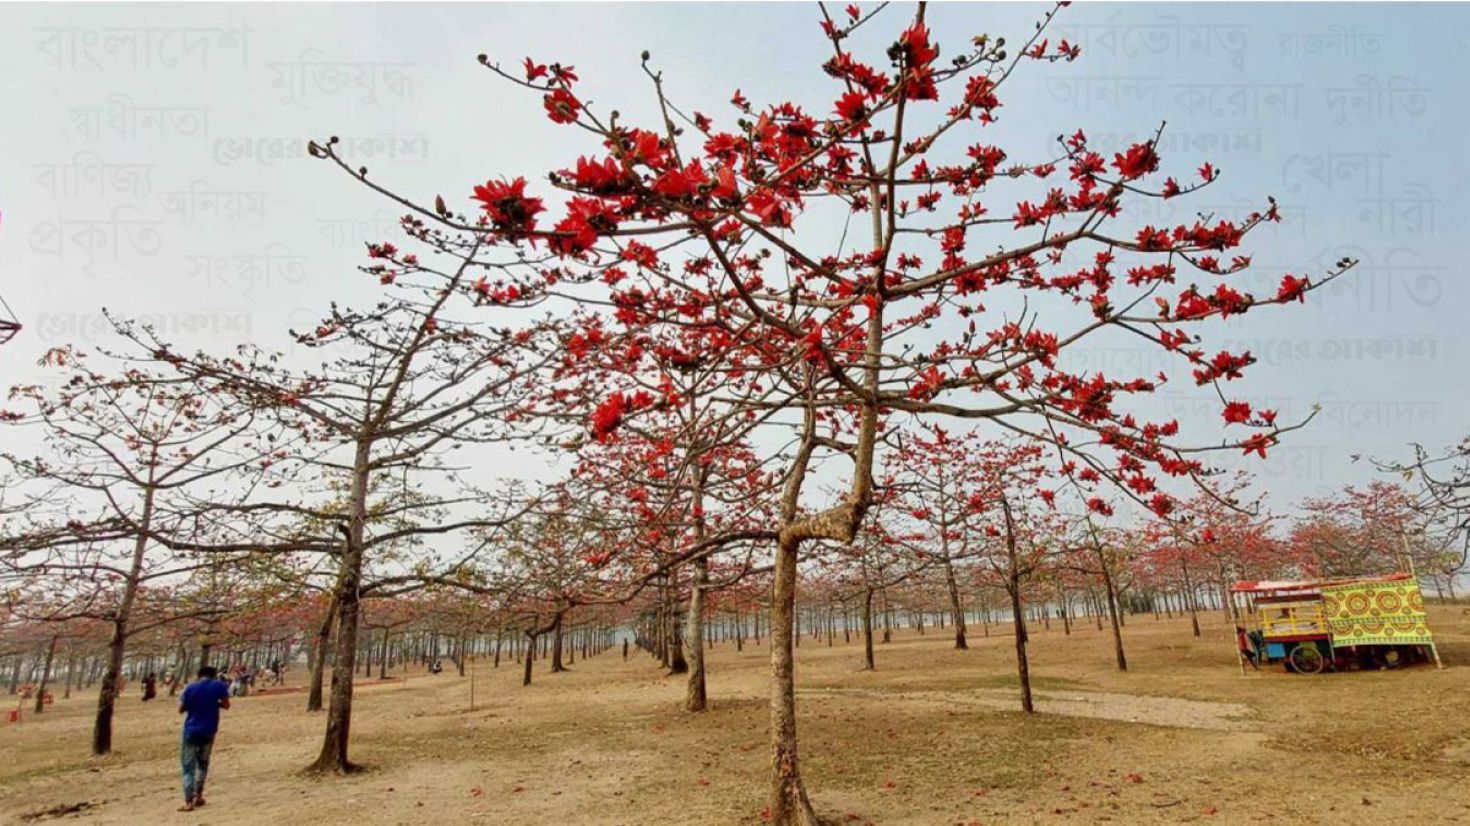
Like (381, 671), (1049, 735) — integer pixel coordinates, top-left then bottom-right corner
(550, 616), (566, 673)
(308, 552), (362, 773)
(684, 555), (709, 712)
(92, 620), (127, 754)
(1009, 585), (1033, 714)
(667, 578), (688, 675)
(768, 533), (820, 826)
(92, 482), (156, 755)
(307, 443), (370, 775)
(307, 592), (339, 713)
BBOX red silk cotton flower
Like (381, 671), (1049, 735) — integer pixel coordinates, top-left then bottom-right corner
(472, 177), (545, 235)
(1222, 401), (1252, 424)
(590, 393), (629, 442)
(1112, 142), (1159, 181)
(544, 88), (581, 124)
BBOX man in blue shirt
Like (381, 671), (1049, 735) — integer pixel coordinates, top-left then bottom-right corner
(177, 665), (231, 811)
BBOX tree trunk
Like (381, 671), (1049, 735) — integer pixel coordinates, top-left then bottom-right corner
(880, 589), (892, 644)
(92, 482), (156, 755)
(34, 636), (58, 714)
(668, 578), (688, 675)
(92, 620), (128, 754)
(522, 631), (536, 686)
(769, 533), (819, 825)
(307, 443), (370, 774)
(1101, 562), (1128, 672)
(1002, 497), (1033, 714)
(550, 616), (566, 673)
(684, 555), (709, 712)
(308, 555), (362, 773)
(380, 629), (391, 680)
(1008, 585), (1033, 714)
(307, 592), (339, 713)
(1182, 559), (1201, 638)
(861, 588), (876, 670)
(943, 557), (968, 650)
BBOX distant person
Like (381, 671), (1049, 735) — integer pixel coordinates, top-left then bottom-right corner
(623, 639), (629, 661)
(229, 665), (249, 697)
(142, 673), (158, 701)
(178, 665), (231, 812)
(430, 659), (443, 675)
(1235, 626), (1260, 670)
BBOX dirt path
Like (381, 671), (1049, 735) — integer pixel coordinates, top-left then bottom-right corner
(799, 685), (1258, 731)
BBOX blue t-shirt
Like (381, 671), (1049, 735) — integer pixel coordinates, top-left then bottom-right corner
(179, 678), (230, 737)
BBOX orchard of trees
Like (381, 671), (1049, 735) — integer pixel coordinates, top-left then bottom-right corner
(3, 5), (1466, 825)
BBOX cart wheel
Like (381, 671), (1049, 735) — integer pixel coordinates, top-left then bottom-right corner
(1289, 644), (1325, 675)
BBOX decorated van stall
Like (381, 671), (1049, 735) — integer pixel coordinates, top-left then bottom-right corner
(1230, 574), (1442, 674)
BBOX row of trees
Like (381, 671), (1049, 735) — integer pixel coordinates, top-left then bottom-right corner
(6, 469), (1452, 718)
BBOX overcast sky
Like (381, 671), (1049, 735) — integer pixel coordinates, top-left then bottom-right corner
(0, 2), (1465, 516)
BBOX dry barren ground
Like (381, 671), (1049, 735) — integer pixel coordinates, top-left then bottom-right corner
(4, 609), (1470, 825)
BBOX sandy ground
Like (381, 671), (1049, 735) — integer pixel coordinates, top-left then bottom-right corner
(4, 608), (1470, 825)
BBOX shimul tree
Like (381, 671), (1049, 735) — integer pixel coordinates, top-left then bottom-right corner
(306, 2), (1354, 819)
(1138, 518), (1213, 637)
(116, 251), (550, 773)
(1172, 481), (1282, 622)
(1290, 481), (1428, 580)
(178, 568), (313, 673)
(0, 345), (277, 754)
(515, 422), (779, 714)
(888, 424), (1005, 650)
(960, 440), (1054, 712)
(474, 503), (619, 687)
(827, 499), (933, 670)
(0, 614), (96, 715)
(563, 405), (778, 710)
(1379, 441), (1470, 597)
(1054, 515), (1132, 670)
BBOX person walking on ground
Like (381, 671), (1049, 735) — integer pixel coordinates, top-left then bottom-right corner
(1235, 626), (1261, 671)
(622, 639), (629, 661)
(178, 665), (231, 812)
(142, 672), (158, 701)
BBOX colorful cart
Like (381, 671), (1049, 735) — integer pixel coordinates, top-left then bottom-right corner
(1230, 574), (1442, 674)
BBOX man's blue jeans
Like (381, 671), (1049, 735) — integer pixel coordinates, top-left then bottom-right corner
(180, 732), (215, 802)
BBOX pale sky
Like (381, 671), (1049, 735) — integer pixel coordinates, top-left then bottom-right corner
(0, 2), (1466, 515)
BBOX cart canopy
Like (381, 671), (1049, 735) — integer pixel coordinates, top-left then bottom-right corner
(1230, 573), (1412, 595)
